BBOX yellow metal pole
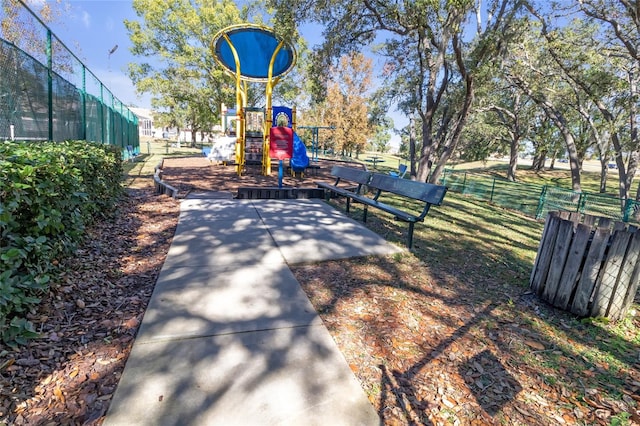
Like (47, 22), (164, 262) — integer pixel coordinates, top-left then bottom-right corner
(292, 106), (296, 132)
(263, 41), (285, 176)
(222, 33), (245, 176)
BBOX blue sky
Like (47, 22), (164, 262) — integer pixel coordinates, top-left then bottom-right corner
(45, 1), (157, 109)
(45, 1), (324, 109)
(42, 0), (404, 148)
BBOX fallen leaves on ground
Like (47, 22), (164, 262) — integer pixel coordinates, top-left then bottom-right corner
(1, 156), (638, 425)
(0, 187), (179, 425)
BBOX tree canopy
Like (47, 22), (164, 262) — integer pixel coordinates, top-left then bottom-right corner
(125, 0), (247, 141)
(269, 0), (524, 183)
(120, 0), (640, 202)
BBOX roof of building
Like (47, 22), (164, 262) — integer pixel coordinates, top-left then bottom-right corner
(129, 107), (153, 121)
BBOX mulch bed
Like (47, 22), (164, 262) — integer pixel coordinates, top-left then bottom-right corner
(0, 186), (180, 425)
(158, 156), (349, 195)
(2, 155), (639, 425)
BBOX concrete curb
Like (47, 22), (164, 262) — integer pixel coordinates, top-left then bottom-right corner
(153, 158), (179, 198)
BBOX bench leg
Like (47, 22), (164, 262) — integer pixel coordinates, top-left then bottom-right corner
(346, 197), (351, 213)
(363, 205), (368, 222)
(407, 222), (415, 249)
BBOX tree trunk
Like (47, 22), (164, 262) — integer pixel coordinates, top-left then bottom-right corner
(509, 74), (582, 191)
(600, 162), (608, 193)
(567, 142), (582, 192)
(531, 151), (546, 171)
(628, 71), (639, 201)
(507, 136), (519, 181)
(416, 115), (435, 183)
(543, 105), (582, 191)
(409, 114), (417, 179)
(549, 149), (560, 170)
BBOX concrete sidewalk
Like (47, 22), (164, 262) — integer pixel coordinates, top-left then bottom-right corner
(104, 197), (401, 425)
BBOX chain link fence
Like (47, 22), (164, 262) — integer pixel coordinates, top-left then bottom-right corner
(440, 169), (640, 226)
(0, 2), (138, 156)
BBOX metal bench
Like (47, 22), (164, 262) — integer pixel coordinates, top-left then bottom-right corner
(322, 170), (447, 249)
(316, 166), (373, 212)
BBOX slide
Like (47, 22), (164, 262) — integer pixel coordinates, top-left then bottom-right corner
(290, 132), (310, 172)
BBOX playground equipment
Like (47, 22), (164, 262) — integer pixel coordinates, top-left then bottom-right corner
(268, 106), (309, 186)
(212, 24), (297, 176)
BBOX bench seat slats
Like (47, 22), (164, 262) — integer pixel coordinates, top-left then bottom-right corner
(368, 174), (447, 205)
(317, 166), (447, 249)
(316, 183), (357, 197)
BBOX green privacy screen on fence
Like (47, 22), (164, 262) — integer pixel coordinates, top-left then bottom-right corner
(0, 2), (138, 153)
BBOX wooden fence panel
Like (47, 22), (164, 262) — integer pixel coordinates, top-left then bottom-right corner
(542, 219), (575, 303)
(532, 212), (639, 320)
(598, 217), (612, 229)
(554, 223), (591, 310)
(622, 234), (640, 318)
(583, 215), (597, 227)
(571, 227), (611, 316)
(590, 230), (633, 318)
(609, 230), (640, 321)
(530, 213), (560, 296)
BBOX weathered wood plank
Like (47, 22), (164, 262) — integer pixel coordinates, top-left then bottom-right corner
(571, 227), (611, 317)
(530, 213), (561, 296)
(622, 233), (640, 317)
(614, 221), (627, 232)
(610, 230), (640, 321)
(530, 212), (558, 284)
(542, 219), (575, 303)
(554, 223), (591, 310)
(591, 230), (633, 318)
(597, 217), (612, 229)
(582, 215), (598, 227)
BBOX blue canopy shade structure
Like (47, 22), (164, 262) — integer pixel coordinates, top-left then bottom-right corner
(212, 24), (296, 82)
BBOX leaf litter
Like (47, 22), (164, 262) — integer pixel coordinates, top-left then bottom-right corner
(1, 155), (638, 425)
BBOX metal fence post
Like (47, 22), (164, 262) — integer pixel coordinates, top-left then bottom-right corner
(81, 65), (87, 141)
(46, 30), (53, 141)
(536, 186), (547, 219)
(100, 85), (105, 143)
(578, 193), (587, 214)
(623, 198), (632, 222)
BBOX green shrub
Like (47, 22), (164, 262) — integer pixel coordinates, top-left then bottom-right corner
(0, 140), (123, 347)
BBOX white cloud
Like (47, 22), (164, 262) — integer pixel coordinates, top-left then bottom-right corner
(25, 0), (46, 7)
(82, 11), (91, 29)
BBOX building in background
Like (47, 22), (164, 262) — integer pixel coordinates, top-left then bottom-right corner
(129, 107), (161, 139)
